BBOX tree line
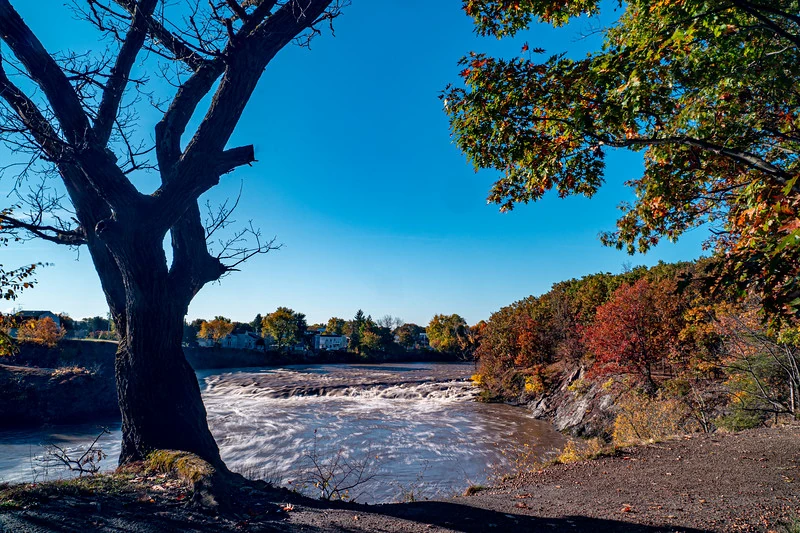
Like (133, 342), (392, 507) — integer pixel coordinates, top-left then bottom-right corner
(185, 308), (476, 357)
(471, 259), (800, 430)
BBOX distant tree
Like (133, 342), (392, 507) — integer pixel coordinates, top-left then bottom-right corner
(326, 317), (346, 335)
(307, 323), (325, 333)
(232, 321), (254, 334)
(0, 253), (38, 356)
(58, 314), (75, 333)
(347, 310), (367, 352)
(262, 307), (304, 351)
(427, 314), (470, 354)
(16, 317), (64, 348)
(182, 321), (198, 345)
(395, 323), (424, 349)
(85, 316), (111, 333)
(377, 314), (403, 330)
(250, 314), (263, 333)
(360, 330), (382, 354)
(584, 279), (684, 393)
(198, 316), (234, 346)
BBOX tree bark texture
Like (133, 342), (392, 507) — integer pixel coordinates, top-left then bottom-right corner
(101, 233), (222, 467)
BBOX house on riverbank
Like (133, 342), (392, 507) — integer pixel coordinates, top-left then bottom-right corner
(312, 334), (348, 351)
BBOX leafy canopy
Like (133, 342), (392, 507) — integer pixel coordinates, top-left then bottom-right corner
(446, 0), (800, 319)
(198, 316), (234, 345)
(262, 307), (306, 349)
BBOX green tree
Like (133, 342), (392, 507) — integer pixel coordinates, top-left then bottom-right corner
(326, 317), (346, 335)
(426, 314), (470, 354)
(395, 323), (424, 349)
(446, 0), (800, 320)
(250, 314), (263, 333)
(262, 307), (305, 351)
(183, 320), (198, 345)
(347, 310), (367, 352)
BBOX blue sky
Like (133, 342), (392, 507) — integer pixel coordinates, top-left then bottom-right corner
(1, 1), (706, 326)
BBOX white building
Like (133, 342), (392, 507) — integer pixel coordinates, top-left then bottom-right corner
(313, 334), (348, 351)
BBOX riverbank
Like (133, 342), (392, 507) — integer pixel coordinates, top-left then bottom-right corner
(0, 364), (118, 426)
(2, 426), (797, 532)
(8, 339), (461, 373)
(1, 341), (467, 427)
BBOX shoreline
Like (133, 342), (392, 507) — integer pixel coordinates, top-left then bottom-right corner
(2, 426), (797, 532)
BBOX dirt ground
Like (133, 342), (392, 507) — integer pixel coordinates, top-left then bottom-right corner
(1, 427), (798, 532)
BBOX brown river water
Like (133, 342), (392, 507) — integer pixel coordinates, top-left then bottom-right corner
(0, 362), (566, 502)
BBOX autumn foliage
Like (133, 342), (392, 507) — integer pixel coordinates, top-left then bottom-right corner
(583, 279), (684, 392)
(198, 317), (234, 346)
(16, 317), (64, 348)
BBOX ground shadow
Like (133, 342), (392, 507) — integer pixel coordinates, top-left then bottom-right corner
(298, 497), (712, 533)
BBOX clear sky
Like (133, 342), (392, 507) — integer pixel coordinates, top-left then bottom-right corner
(1, 1), (706, 326)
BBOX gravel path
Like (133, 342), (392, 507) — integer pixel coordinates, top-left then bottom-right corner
(2, 427), (798, 532)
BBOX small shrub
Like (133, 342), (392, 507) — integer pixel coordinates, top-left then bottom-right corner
(612, 391), (693, 446)
(524, 374), (544, 395)
(462, 484), (487, 496)
(556, 437), (607, 464)
(16, 317), (64, 348)
(716, 409), (764, 432)
(567, 378), (591, 396)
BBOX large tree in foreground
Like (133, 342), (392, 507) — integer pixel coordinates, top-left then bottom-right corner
(445, 0), (800, 321)
(0, 0), (344, 468)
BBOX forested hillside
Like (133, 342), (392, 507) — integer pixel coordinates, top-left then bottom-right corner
(471, 260), (800, 438)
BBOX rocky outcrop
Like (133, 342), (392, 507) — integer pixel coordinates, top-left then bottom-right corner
(527, 366), (617, 438)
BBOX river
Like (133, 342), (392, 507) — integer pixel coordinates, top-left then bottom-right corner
(0, 362), (566, 502)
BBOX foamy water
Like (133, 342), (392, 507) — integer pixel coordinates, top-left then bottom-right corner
(0, 363), (565, 502)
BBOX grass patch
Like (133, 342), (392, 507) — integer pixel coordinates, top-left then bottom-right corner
(0, 474), (136, 509)
(146, 450), (214, 485)
(462, 484), (488, 496)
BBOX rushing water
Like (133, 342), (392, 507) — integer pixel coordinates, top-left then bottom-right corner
(0, 363), (566, 502)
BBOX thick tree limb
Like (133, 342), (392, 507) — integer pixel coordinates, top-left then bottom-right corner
(153, 0), (333, 230)
(112, 0), (209, 72)
(0, 1), (91, 146)
(607, 134), (800, 194)
(731, 0), (800, 49)
(0, 1), (146, 213)
(94, 0), (159, 144)
(0, 59), (68, 161)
